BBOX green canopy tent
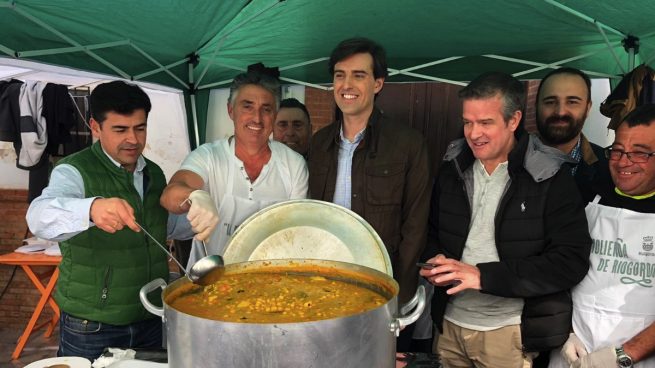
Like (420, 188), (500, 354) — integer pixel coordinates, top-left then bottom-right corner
(1, 0), (654, 148)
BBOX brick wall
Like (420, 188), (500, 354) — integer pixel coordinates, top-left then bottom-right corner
(305, 87), (335, 133)
(0, 189), (56, 332)
(304, 82), (541, 135)
(525, 80), (540, 133)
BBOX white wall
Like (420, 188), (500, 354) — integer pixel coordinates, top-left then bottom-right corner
(583, 79), (614, 147)
(0, 143), (29, 189)
(141, 88), (190, 180)
(205, 85), (305, 143)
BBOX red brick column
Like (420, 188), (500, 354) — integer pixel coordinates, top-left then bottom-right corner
(0, 189), (56, 331)
(305, 87), (336, 133)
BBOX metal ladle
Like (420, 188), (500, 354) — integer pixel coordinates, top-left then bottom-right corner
(188, 239), (225, 286)
(136, 222), (224, 285)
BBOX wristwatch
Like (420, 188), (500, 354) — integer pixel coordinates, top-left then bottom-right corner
(615, 346), (634, 368)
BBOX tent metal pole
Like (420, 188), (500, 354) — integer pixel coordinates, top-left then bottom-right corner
(10, 5), (129, 78)
(595, 23), (626, 74)
(279, 57), (330, 71)
(0, 43), (15, 57)
(484, 53), (618, 79)
(130, 42), (188, 89)
(279, 77), (330, 91)
(196, 37), (226, 87)
(628, 48), (635, 71)
(134, 58), (189, 80)
(484, 54), (553, 67)
(511, 52), (618, 78)
(388, 57), (465, 77)
(190, 94), (200, 147)
(214, 62), (243, 72)
(17, 40), (130, 57)
(387, 69), (467, 86)
(188, 62), (200, 147)
(543, 0), (625, 37)
(198, 79), (233, 90)
(197, 62), (244, 89)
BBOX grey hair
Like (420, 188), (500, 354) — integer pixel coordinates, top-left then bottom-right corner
(227, 71), (281, 108)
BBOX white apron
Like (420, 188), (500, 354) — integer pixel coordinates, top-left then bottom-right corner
(549, 195), (655, 368)
(186, 143), (292, 269)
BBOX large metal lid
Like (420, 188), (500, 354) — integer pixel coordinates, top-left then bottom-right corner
(223, 199), (393, 276)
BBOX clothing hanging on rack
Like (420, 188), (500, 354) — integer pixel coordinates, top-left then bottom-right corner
(63, 93), (92, 157)
(17, 80), (48, 169)
(42, 83), (76, 155)
(0, 79), (23, 148)
(1, 79), (90, 202)
(600, 64), (655, 130)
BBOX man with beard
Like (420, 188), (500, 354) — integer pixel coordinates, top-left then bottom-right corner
(536, 67), (612, 202)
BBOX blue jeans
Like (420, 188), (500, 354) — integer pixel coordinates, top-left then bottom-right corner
(58, 312), (163, 361)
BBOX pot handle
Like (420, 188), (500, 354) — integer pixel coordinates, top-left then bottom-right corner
(391, 285), (426, 336)
(140, 278), (167, 318)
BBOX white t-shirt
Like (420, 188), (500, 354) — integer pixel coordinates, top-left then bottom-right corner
(179, 138), (308, 263)
(181, 138), (308, 206)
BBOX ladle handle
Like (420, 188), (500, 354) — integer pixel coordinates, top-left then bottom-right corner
(201, 240), (209, 257)
(135, 221), (187, 273)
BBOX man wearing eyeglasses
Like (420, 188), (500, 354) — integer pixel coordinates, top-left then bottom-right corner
(549, 104), (655, 368)
(536, 67), (612, 203)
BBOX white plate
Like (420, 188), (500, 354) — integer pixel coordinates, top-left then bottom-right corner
(223, 199), (393, 275)
(24, 356), (91, 368)
(108, 360), (168, 368)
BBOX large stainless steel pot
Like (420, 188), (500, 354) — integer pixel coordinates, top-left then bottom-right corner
(140, 259), (425, 368)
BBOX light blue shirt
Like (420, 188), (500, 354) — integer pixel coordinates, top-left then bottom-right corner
(332, 126), (366, 209)
(26, 146), (189, 242)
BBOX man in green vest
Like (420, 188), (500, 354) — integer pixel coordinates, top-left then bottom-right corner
(26, 81), (169, 361)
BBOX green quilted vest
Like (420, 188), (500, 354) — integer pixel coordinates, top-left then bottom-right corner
(54, 141), (169, 325)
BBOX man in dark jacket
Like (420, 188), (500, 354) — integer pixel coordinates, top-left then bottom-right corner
(420, 72), (591, 367)
(308, 38), (431, 351)
(536, 67), (612, 203)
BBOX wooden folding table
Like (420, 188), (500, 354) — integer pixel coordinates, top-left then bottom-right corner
(0, 252), (62, 360)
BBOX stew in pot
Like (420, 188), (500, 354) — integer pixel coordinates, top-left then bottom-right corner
(166, 264), (390, 323)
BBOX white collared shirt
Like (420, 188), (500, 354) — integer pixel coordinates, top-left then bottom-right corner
(26, 147), (147, 241)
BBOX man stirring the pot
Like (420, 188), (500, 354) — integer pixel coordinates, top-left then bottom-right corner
(26, 81), (170, 360)
(160, 65), (308, 267)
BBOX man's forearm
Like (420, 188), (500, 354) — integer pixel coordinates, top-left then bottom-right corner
(160, 182), (194, 214)
(623, 322), (655, 363)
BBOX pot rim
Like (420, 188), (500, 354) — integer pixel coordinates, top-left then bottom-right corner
(162, 258), (399, 325)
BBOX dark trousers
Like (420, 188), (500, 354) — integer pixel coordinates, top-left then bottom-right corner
(58, 311), (162, 361)
(397, 323), (417, 352)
